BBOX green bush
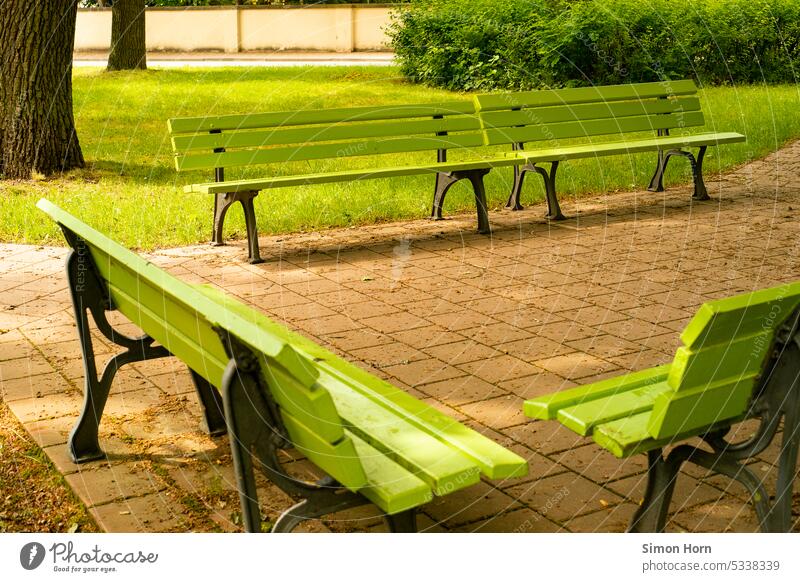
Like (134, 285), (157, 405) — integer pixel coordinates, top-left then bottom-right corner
(388, 0), (800, 90)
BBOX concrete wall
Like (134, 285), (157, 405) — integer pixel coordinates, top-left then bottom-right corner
(75, 5), (396, 53)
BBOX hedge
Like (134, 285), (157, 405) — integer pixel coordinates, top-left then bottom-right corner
(388, 0), (800, 91)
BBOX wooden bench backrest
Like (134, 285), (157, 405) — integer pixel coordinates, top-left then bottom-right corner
(36, 199), (369, 489)
(169, 100), (479, 172)
(647, 282), (800, 439)
(474, 79), (704, 147)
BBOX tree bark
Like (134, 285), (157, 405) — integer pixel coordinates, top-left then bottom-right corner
(107, 0), (147, 71)
(0, 1), (84, 179)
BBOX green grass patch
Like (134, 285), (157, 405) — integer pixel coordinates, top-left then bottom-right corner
(1, 66), (798, 250)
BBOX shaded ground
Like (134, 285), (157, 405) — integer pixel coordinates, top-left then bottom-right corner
(1, 141), (800, 532)
(0, 401), (98, 533)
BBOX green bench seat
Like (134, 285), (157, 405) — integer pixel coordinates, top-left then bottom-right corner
(38, 198), (527, 532)
(169, 79), (744, 263)
(524, 283), (800, 532)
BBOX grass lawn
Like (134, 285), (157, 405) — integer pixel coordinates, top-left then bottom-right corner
(1, 66), (799, 250)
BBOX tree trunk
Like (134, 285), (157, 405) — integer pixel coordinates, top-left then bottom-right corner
(0, 1), (84, 179)
(107, 0), (147, 71)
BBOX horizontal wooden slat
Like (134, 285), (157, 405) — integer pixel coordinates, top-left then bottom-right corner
(480, 97), (700, 130)
(524, 364), (671, 420)
(296, 342), (527, 480)
(668, 331), (773, 392)
(172, 115), (483, 154)
(281, 411), (368, 491)
(556, 381), (673, 436)
(168, 101), (475, 134)
(175, 132), (486, 171)
(647, 376), (757, 440)
(475, 80), (698, 112)
(483, 111), (706, 146)
(184, 132), (745, 195)
(347, 431), (433, 514)
(105, 281), (228, 386)
(185, 156), (522, 194)
(314, 368), (481, 495)
(680, 284), (800, 349)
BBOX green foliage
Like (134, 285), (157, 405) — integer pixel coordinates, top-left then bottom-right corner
(389, 0), (800, 91)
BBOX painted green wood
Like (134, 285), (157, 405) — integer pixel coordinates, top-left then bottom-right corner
(197, 283), (528, 480)
(37, 200), (317, 386)
(482, 111), (706, 147)
(479, 97), (701, 130)
(667, 331), (773, 391)
(347, 431), (433, 514)
(184, 156), (522, 194)
(508, 132), (745, 164)
(185, 132), (745, 195)
(172, 115), (483, 153)
(175, 132), (486, 171)
(474, 80), (698, 112)
(318, 369), (481, 495)
(168, 101), (475, 134)
(524, 364), (671, 420)
(647, 376), (757, 440)
(680, 284), (800, 349)
(556, 380), (673, 436)
(279, 410), (369, 491)
(104, 279), (228, 386)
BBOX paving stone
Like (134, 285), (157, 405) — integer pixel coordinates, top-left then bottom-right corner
(459, 395), (527, 430)
(419, 375), (507, 406)
(66, 463), (167, 507)
(89, 493), (186, 533)
(0, 371), (70, 401)
(534, 352), (619, 380)
(424, 481), (519, 527)
(506, 472), (624, 523)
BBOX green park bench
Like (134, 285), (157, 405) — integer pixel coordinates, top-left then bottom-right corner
(168, 79), (743, 262)
(37, 198), (527, 533)
(473, 78), (745, 219)
(524, 283), (800, 532)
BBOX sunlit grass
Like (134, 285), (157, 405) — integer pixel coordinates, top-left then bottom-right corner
(2, 66), (798, 250)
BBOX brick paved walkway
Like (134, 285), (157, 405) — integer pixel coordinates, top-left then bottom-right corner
(2, 142), (800, 532)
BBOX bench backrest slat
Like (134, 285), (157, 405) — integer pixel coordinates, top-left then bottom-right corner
(475, 80), (702, 147)
(168, 101), (475, 134)
(482, 111), (704, 148)
(174, 133), (487, 172)
(169, 80), (708, 173)
(474, 79), (699, 111)
(170, 100), (479, 171)
(172, 115), (483, 153)
(647, 282), (800, 439)
(479, 96), (700, 130)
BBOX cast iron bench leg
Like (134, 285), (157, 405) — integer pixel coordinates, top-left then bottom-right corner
(431, 168), (492, 234)
(64, 238), (170, 464)
(212, 191), (263, 265)
(648, 147), (709, 201)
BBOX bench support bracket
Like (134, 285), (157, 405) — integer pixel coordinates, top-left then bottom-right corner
(629, 309), (800, 533)
(507, 161), (566, 221)
(647, 146), (709, 201)
(62, 232), (226, 463)
(431, 168), (492, 234)
(217, 331), (418, 533)
(212, 190), (263, 265)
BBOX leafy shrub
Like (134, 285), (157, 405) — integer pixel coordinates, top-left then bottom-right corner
(388, 0), (800, 90)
